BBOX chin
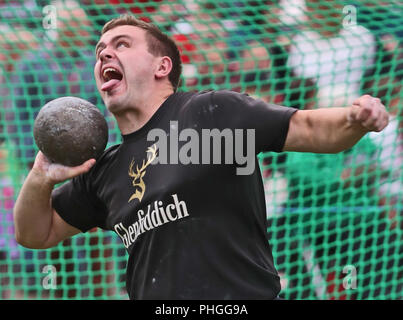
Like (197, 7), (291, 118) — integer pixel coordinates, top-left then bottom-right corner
(105, 96), (129, 115)
(105, 100), (121, 114)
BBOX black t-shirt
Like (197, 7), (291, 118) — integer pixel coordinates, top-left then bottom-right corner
(52, 90), (297, 300)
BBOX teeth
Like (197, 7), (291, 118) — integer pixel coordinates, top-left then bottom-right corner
(103, 67), (118, 80)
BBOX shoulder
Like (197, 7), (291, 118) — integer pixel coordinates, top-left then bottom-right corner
(174, 89), (257, 129)
(177, 89), (214, 105)
(95, 143), (121, 165)
(187, 89), (290, 116)
(189, 89), (254, 109)
(178, 89), (294, 119)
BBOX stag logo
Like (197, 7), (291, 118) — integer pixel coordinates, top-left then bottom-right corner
(128, 144), (158, 203)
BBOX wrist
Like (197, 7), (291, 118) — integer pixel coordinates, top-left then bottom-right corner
(29, 167), (57, 189)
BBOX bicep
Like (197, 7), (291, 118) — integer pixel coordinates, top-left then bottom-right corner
(41, 209), (81, 249)
(282, 110), (314, 152)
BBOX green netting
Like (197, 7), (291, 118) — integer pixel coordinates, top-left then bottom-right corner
(0, 0), (402, 300)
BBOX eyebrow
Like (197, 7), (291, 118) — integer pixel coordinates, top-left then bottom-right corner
(95, 34), (132, 56)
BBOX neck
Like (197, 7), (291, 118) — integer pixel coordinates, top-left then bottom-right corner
(114, 87), (174, 135)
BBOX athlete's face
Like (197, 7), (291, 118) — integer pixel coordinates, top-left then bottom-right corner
(94, 25), (159, 113)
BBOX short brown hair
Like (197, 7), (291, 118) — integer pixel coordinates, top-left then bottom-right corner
(102, 15), (182, 91)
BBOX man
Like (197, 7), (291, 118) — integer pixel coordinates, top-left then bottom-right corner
(13, 15), (389, 300)
(287, 0), (376, 109)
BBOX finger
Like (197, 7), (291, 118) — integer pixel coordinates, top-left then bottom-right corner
(347, 104), (361, 122)
(352, 94), (371, 106)
(67, 158), (96, 177)
(374, 119), (384, 132)
(47, 158), (96, 182)
(32, 151), (52, 173)
(362, 117), (377, 130)
(356, 106), (372, 122)
(362, 106), (379, 128)
(373, 113), (389, 132)
(365, 102), (389, 131)
(35, 151), (50, 164)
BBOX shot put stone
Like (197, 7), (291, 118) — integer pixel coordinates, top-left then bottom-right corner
(33, 96), (108, 167)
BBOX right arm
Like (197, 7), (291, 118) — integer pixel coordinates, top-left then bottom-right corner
(13, 152), (95, 249)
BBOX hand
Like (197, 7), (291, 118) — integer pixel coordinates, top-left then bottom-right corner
(32, 152), (96, 185)
(347, 95), (389, 132)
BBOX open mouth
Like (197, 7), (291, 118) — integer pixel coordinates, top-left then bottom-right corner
(101, 67), (123, 92)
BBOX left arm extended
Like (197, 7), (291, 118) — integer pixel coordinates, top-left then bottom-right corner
(283, 95), (389, 153)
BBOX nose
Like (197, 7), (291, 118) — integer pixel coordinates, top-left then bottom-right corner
(99, 47), (115, 62)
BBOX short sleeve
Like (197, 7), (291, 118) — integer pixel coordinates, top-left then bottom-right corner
(194, 90), (297, 153)
(51, 173), (107, 233)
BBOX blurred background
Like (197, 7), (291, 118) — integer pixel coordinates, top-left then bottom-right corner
(0, 0), (402, 299)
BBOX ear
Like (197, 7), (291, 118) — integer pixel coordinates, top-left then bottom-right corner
(155, 56), (173, 79)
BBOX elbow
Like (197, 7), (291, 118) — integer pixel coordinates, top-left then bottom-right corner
(16, 239), (52, 250)
(15, 235), (34, 249)
(14, 230), (52, 250)
(13, 208), (56, 249)
(13, 218), (40, 249)
(15, 234), (39, 249)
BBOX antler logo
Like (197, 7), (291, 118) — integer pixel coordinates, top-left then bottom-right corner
(128, 144), (158, 203)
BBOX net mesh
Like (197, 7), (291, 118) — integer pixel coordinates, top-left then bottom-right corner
(0, 0), (402, 300)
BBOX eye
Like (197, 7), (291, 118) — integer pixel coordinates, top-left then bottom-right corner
(95, 47), (102, 59)
(117, 41), (129, 49)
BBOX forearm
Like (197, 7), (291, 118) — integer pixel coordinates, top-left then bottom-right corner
(304, 107), (369, 153)
(13, 169), (55, 248)
(284, 107), (368, 153)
